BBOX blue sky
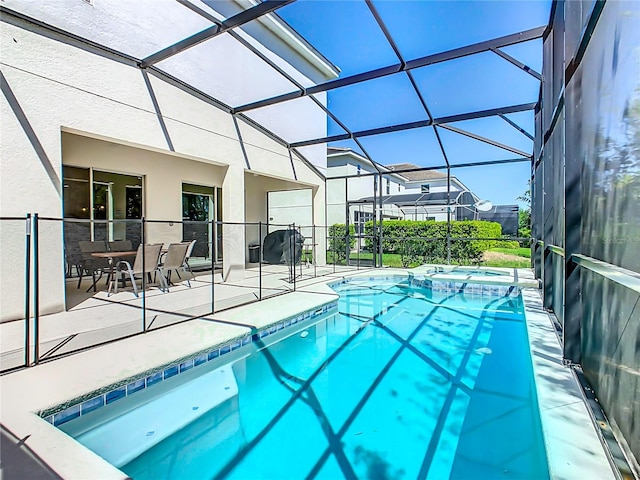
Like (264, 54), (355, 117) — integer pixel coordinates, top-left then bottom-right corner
(277, 0), (552, 206)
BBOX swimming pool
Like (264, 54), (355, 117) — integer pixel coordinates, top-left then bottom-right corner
(59, 276), (549, 479)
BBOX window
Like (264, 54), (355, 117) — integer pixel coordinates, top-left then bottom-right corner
(93, 171), (144, 243)
(398, 183), (401, 192)
(421, 184), (430, 193)
(357, 164), (361, 175)
(62, 167), (144, 242)
(63, 166), (90, 219)
(62, 167), (144, 269)
(386, 178), (390, 195)
(353, 210), (374, 235)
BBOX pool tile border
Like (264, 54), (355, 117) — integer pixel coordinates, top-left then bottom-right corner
(329, 274), (518, 298)
(416, 279), (516, 297)
(43, 300), (339, 427)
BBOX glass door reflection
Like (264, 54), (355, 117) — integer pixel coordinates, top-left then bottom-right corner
(92, 182), (112, 241)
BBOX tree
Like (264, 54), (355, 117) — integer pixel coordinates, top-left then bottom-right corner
(517, 182), (531, 245)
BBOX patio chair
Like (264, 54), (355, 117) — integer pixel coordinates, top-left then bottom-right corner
(174, 239), (197, 281)
(158, 242), (192, 291)
(65, 243), (83, 279)
(78, 240), (112, 292)
(64, 221), (91, 278)
(109, 243), (164, 297)
(108, 240), (133, 252)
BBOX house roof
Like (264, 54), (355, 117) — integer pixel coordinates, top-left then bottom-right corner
(385, 164), (447, 182)
(327, 152), (444, 180)
(327, 147), (352, 154)
(199, 0), (341, 80)
(357, 191), (470, 207)
(327, 147), (394, 175)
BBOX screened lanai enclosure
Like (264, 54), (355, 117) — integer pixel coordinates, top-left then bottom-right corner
(1, 0), (639, 476)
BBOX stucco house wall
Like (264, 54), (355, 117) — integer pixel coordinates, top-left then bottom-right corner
(326, 151), (405, 225)
(0, 2), (336, 319)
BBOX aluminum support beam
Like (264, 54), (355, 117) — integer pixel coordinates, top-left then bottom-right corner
(366, 0), (405, 68)
(365, 0), (440, 171)
(404, 26), (546, 70)
(290, 102), (537, 148)
(499, 113), (535, 140)
(537, 1), (605, 163)
(140, 0), (294, 67)
(438, 124), (531, 157)
(378, 173), (383, 267)
(327, 156), (531, 181)
(447, 168), (452, 264)
(564, 67), (582, 364)
(234, 26), (546, 113)
(365, 0), (451, 171)
(172, 0), (361, 176)
(1, 5), (322, 183)
(490, 47), (543, 80)
(0, 6), (138, 67)
(571, 255), (640, 294)
(432, 126), (451, 169)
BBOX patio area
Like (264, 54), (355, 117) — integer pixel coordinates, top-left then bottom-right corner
(0, 262), (370, 372)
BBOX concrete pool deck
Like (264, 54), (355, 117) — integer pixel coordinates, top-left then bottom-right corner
(0, 263), (359, 369)
(0, 267), (618, 479)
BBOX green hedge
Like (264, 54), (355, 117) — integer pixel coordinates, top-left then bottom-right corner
(328, 224), (356, 262)
(362, 220), (503, 266)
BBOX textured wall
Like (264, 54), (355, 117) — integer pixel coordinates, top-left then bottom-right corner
(0, 4), (328, 317)
(536, 0), (640, 468)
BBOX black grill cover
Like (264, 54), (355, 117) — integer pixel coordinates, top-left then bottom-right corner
(262, 229), (305, 265)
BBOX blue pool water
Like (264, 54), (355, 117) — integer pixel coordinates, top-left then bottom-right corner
(61, 277), (549, 479)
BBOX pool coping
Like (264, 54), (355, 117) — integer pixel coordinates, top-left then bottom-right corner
(0, 267), (616, 479)
(520, 288), (616, 479)
(0, 289), (340, 480)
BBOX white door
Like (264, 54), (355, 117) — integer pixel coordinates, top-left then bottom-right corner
(267, 189), (313, 240)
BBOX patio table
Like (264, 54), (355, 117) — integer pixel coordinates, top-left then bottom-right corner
(89, 251), (137, 292)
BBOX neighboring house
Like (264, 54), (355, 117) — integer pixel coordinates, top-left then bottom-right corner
(0, 1), (339, 320)
(386, 162), (464, 194)
(385, 162), (474, 222)
(327, 149), (480, 229)
(385, 163), (519, 234)
(327, 147), (406, 233)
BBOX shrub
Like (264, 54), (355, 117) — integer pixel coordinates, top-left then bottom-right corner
(363, 219), (503, 265)
(328, 224), (356, 263)
(495, 240), (521, 249)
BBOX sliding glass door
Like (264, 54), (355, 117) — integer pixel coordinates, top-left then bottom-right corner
(92, 181), (112, 241)
(182, 183), (222, 267)
(182, 192), (212, 259)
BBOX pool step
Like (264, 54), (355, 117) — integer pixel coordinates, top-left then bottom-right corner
(70, 366), (238, 467)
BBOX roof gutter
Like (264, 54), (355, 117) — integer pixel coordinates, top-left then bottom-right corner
(327, 150), (408, 182)
(232, 0), (340, 79)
